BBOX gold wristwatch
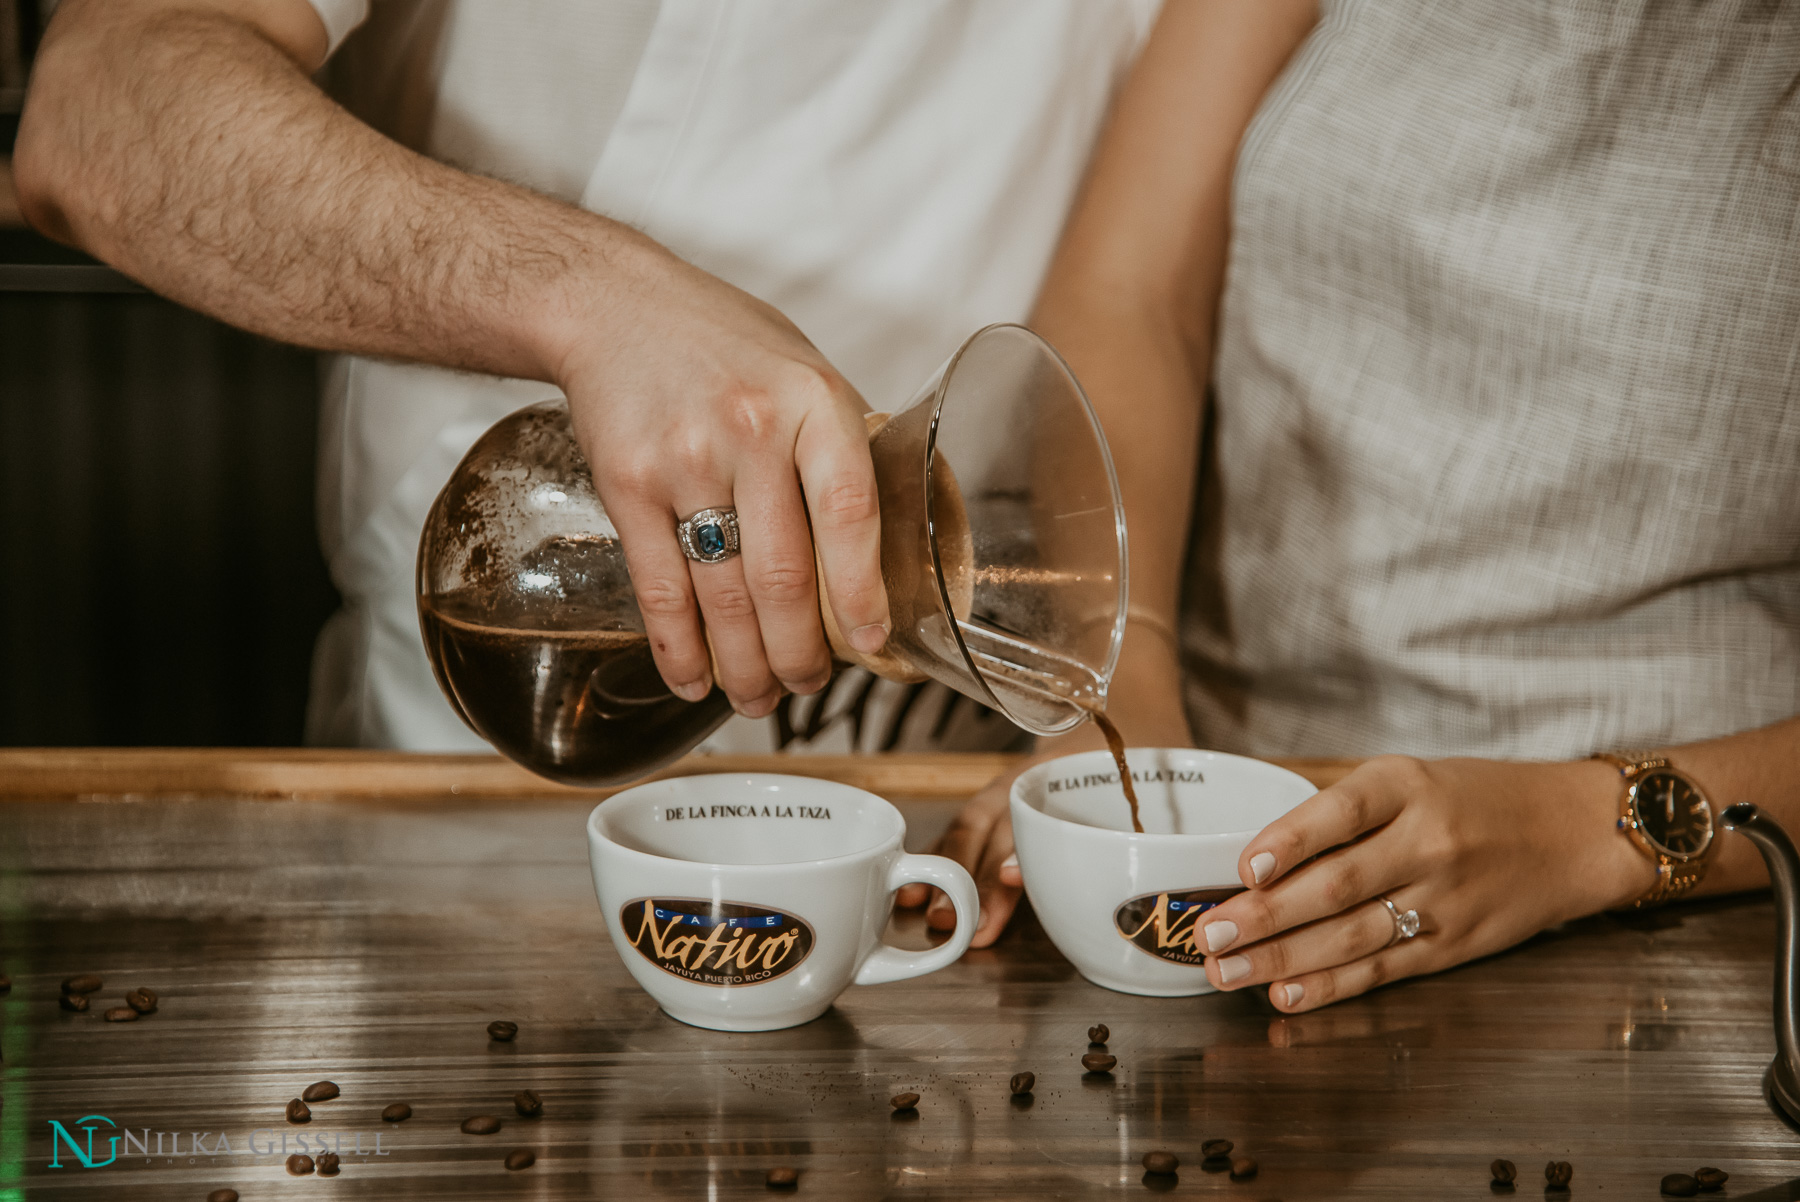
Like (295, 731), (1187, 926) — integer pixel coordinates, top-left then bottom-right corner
(1592, 751), (1716, 907)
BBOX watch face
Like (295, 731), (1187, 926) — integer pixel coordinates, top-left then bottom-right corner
(1630, 770), (1713, 858)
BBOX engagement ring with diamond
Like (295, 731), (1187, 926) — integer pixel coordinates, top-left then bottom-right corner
(1380, 896), (1422, 947)
(676, 507), (741, 565)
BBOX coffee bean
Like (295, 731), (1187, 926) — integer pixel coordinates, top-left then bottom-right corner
(1088, 1024), (1110, 1044)
(1229, 1156), (1258, 1181)
(1661, 1174), (1700, 1198)
(301, 1080), (339, 1103)
(506, 1149), (536, 1171)
(1141, 1151), (1179, 1175)
(126, 988), (157, 1014)
(0, 974), (11, 994)
(59, 993), (89, 1012)
(1695, 1167), (1728, 1191)
(317, 1152), (340, 1177)
(1545, 1161), (1573, 1188)
(890, 1092), (920, 1112)
(103, 1006), (138, 1023)
(487, 1020), (518, 1042)
(461, 1115), (502, 1135)
(1490, 1158), (1516, 1185)
(61, 974), (103, 995)
(1081, 1053), (1117, 1074)
(286, 1154), (314, 1176)
(1202, 1139), (1234, 1159)
(285, 1099), (311, 1124)
(1009, 1072), (1035, 1096)
(206, 1191), (239, 1202)
(766, 1166), (799, 1188)
(512, 1089), (543, 1117)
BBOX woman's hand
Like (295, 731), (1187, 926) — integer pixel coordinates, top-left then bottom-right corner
(555, 237), (891, 717)
(1199, 756), (1653, 1011)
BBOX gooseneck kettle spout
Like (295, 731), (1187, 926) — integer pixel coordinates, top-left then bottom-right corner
(1720, 803), (1800, 1126)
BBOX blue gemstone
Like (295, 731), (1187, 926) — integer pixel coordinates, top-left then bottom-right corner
(696, 522), (727, 556)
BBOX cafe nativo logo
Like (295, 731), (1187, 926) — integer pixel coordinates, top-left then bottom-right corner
(621, 897), (814, 986)
(1113, 887), (1242, 965)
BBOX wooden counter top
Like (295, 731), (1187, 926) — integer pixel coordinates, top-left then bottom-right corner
(0, 750), (1791, 1198)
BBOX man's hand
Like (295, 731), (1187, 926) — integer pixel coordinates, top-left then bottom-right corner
(556, 246), (888, 713)
(15, 0), (889, 710)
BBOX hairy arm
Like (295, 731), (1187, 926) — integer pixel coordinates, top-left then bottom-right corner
(16, 0), (892, 715)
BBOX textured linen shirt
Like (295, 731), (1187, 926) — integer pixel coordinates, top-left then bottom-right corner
(1187, 0), (1800, 760)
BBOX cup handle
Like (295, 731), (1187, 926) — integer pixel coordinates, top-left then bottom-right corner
(853, 853), (979, 986)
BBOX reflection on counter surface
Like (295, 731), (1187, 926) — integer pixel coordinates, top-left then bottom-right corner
(2, 788), (1796, 1198)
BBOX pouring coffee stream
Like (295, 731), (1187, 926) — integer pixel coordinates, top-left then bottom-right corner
(417, 324), (1130, 786)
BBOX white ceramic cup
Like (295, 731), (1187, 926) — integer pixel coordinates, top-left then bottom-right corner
(588, 773), (979, 1031)
(1010, 748), (1317, 997)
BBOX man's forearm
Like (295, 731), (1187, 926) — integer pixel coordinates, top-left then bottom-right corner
(16, 0), (641, 384)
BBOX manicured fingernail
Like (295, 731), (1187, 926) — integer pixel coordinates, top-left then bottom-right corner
(673, 680), (710, 703)
(1250, 852), (1276, 884)
(1218, 955), (1251, 985)
(1204, 920), (1238, 953)
(850, 622), (889, 654)
(1000, 853), (1018, 870)
(1282, 983), (1305, 1007)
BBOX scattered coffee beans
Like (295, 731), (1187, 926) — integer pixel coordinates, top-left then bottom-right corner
(382, 1102), (412, 1122)
(487, 1020), (519, 1042)
(302, 1080), (339, 1103)
(1141, 1151), (1179, 1175)
(1490, 1158), (1516, 1185)
(1661, 1174), (1699, 1198)
(58, 993), (89, 1013)
(61, 974), (103, 995)
(1009, 1072), (1035, 1096)
(317, 1152), (340, 1177)
(286, 1154), (314, 1176)
(1695, 1167), (1728, 1191)
(1088, 1024), (1110, 1044)
(505, 1149), (536, 1171)
(1081, 1053), (1117, 1074)
(1229, 1156), (1258, 1181)
(766, 1166), (799, 1188)
(285, 1099), (311, 1124)
(126, 988), (157, 1014)
(1545, 1161), (1573, 1189)
(461, 1115), (502, 1135)
(890, 1093), (920, 1112)
(1202, 1139), (1234, 1159)
(103, 1006), (138, 1023)
(515, 1089), (543, 1117)
(206, 1191), (238, 1202)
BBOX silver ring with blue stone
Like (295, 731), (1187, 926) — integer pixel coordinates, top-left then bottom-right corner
(676, 506), (741, 565)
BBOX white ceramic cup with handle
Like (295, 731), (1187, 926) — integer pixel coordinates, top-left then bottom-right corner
(588, 773), (979, 1031)
(1010, 748), (1317, 997)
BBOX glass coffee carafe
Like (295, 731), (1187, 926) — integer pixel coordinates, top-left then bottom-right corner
(417, 324), (1127, 786)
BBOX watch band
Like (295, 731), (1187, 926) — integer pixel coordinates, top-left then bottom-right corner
(1592, 750), (1711, 908)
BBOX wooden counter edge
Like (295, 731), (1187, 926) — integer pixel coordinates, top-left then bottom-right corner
(0, 748), (1358, 800)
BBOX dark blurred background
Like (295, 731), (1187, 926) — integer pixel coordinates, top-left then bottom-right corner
(1, 0), (339, 746)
